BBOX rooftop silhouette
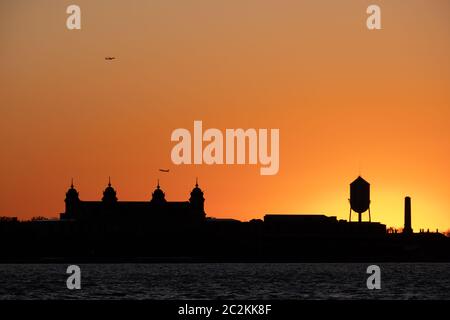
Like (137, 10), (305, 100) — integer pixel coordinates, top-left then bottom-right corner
(0, 176), (448, 263)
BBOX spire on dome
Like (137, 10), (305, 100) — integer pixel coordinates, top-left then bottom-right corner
(102, 177), (117, 202)
(190, 178), (204, 198)
(190, 177), (205, 217)
(65, 178), (79, 203)
(151, 179), (166, 203)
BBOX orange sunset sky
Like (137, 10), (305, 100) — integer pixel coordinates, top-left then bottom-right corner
(1, 0), (449, 231)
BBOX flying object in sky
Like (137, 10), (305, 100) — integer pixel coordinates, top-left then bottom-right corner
(105, 57), (116, 60)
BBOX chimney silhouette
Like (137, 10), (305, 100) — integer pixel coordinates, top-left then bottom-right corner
(403, 196), (413, 234)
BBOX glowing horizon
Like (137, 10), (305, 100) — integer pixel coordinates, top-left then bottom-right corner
(1, 0), (450, 232)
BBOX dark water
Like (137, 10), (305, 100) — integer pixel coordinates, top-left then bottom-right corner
(0, 263), (449, 300)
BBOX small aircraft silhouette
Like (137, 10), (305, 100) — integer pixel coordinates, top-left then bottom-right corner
(105, 57), (116, 60)
(159, 169), (170, 173)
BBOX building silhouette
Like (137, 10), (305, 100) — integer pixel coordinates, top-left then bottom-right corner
(60, 178), (205, 224)
(0, 175), (449, 262)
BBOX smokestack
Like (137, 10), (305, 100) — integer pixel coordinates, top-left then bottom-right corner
(403, 196), (412, 234)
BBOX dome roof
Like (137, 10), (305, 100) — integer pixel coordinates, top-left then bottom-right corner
(102, 177), (117, 202)
(65, 179), (79, 200)
(190, 178), (204, 197)
(151, 180), (166, 202)
(350, 176), (369, 186)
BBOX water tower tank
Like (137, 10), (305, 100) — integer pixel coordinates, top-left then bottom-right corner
(349, 176), (370, 222)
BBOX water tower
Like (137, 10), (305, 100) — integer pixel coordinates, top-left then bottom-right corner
(349, 176), (371, 222)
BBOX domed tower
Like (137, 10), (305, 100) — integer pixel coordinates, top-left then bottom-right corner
(189, 178), (205, 219)
(64, 179), (80, 218)
(151, 180), (167, 204)
(102, 177), (118, 203)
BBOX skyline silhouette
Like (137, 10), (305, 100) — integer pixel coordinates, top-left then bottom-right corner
(0, 175), (449, 263)
(1, 1), (450, 230)
(1, 175), (449, 234)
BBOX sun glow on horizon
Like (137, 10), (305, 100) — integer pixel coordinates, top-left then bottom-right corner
(0, 0), (449, 231)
